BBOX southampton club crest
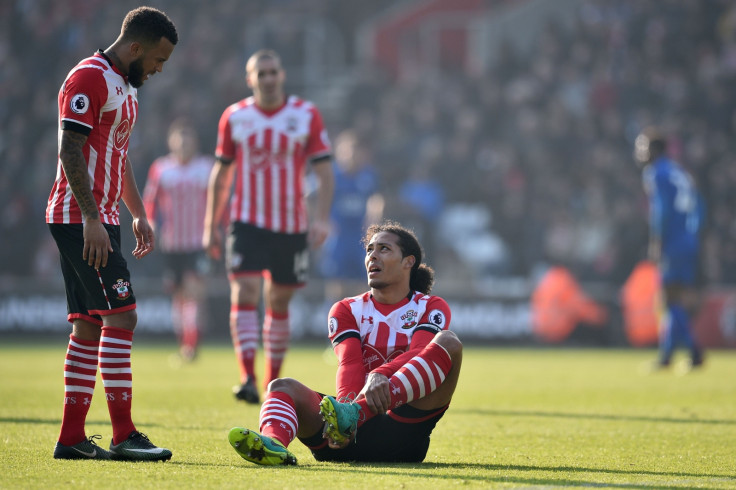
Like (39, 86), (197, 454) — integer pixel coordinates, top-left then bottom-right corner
(112, 279), (131, 300)
(400, 310), (418, 329)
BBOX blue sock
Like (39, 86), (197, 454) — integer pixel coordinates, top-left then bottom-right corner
(659, 308), (675, 365)
(670, 304), (702, 362)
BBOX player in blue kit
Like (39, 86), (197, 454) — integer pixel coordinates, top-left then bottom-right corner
(319, 130), (383, 301)
(634, 127), (705, 371)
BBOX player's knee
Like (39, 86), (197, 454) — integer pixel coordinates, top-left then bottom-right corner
(435, 330), (462, 358)
(103, 309), (137, 330)
(266, 377), (297, 395)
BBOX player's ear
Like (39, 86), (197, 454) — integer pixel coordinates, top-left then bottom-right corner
(129, 41), (144, 59)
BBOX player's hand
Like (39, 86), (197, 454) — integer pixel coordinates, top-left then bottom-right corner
(324, 427), (356, 450)
(131, 217), (155, 259)
(83, 218), (113, 268)
(358, 372), (391, 415)
(308, 219), (330, 249)
(203, 227), (222, 260)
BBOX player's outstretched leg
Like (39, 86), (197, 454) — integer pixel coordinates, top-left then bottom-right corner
(228, 427), (297, 465)
(109, 431), (172, 461)
(53, 434), (111, 460)
(319, 396), (361, 446)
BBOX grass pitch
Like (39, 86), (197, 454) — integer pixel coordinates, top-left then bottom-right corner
(1, 340), (735, 489)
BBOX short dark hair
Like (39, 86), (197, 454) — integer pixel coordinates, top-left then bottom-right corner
(362, 220), (436, 294)
(121, 7), (178, 46)
(246, 49), (282, 74)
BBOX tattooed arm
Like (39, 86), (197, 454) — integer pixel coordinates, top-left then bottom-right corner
(59, 129), (112, 269)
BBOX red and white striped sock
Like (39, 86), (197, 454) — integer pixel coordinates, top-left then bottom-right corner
(263, 311), (290, 388)
(231, 305), (259, 383)
(259, 391), (298, 447)
(58, 335), (99, 446)
(181, 298), (200, 353)
(99, 326), (136, 445)
(356, 342), (452, 424)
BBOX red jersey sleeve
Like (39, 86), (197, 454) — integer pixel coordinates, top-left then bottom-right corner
(60, 65), (106, 135)
(328, 300), (366, 400)
(142, 159), (162, 223)
(327, 300), (360, 346)
(215, 106), (235, 162)
(371, 296), (452, 378)
(305, 105), (331, 162)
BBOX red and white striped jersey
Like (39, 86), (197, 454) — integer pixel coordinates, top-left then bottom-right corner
(46, 52), (138, 225)
(143, 154), (213, 252)
(215, 95), (331, 234)
(328, 292), (451, 375)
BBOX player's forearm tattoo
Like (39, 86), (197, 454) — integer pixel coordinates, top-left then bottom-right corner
(60, 131), (100, 220)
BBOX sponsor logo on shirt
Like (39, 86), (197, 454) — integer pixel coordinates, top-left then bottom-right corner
(113, 119), (131, 151)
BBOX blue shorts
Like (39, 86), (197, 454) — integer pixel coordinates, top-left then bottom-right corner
(660, 250), (697, 285)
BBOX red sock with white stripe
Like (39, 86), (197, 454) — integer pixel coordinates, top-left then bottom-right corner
(356, 342), (452, 424)
(230, 305), (259, 383)
(99, 326), (136, 445)
(263, 310), (290, 388)
(58, 335), (99, 446)
(259, 391), (298, 447)
(180, 298), (200, 354)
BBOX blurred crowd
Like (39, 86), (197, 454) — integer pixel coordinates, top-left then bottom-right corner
(2, 0), (736, 290)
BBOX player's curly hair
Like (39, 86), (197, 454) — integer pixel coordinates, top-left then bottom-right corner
(362, 220), (435, 294)
(121, 7), (178, 46)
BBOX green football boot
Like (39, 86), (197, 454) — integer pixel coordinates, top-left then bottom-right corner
(319, 395), (361, 446)
(228, 428), (297, 466)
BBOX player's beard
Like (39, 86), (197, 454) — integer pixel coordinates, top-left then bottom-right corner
(128, 57), (145, 88)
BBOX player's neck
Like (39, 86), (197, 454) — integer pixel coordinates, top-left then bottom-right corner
(102, 45), (126, 74)
(255, 95), (285, 112)
(370, 286), (412, 305)
(173, 152), (194, 164)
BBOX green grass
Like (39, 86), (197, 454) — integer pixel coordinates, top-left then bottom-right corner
(1, 342), (735, 489)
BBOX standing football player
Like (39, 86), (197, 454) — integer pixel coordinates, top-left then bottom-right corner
(318, 129), (384, 302)
(46, 7), (177, 461)
(634, 126), (705, 371)
(227, 221), (463, 465)
(143, 118), (214, 362)
(203, 49), (334, 404)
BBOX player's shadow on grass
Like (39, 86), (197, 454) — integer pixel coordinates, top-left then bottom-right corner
(457, 408), (736, 426)
(294, 462), (735, 488)
(0, 417), (167, 428)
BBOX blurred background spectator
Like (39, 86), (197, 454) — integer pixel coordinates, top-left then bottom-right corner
(3, 0), (736, 302)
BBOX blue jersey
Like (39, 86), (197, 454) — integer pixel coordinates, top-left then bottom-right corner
(330, 162), (379, 235)
(642, 156), (703, 283)
(319, 161), (379, 280)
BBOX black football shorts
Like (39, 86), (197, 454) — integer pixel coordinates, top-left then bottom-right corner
(226, 221), (308, 286)
(307, 403), (448, 463)
(49, 223), (136, 325)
